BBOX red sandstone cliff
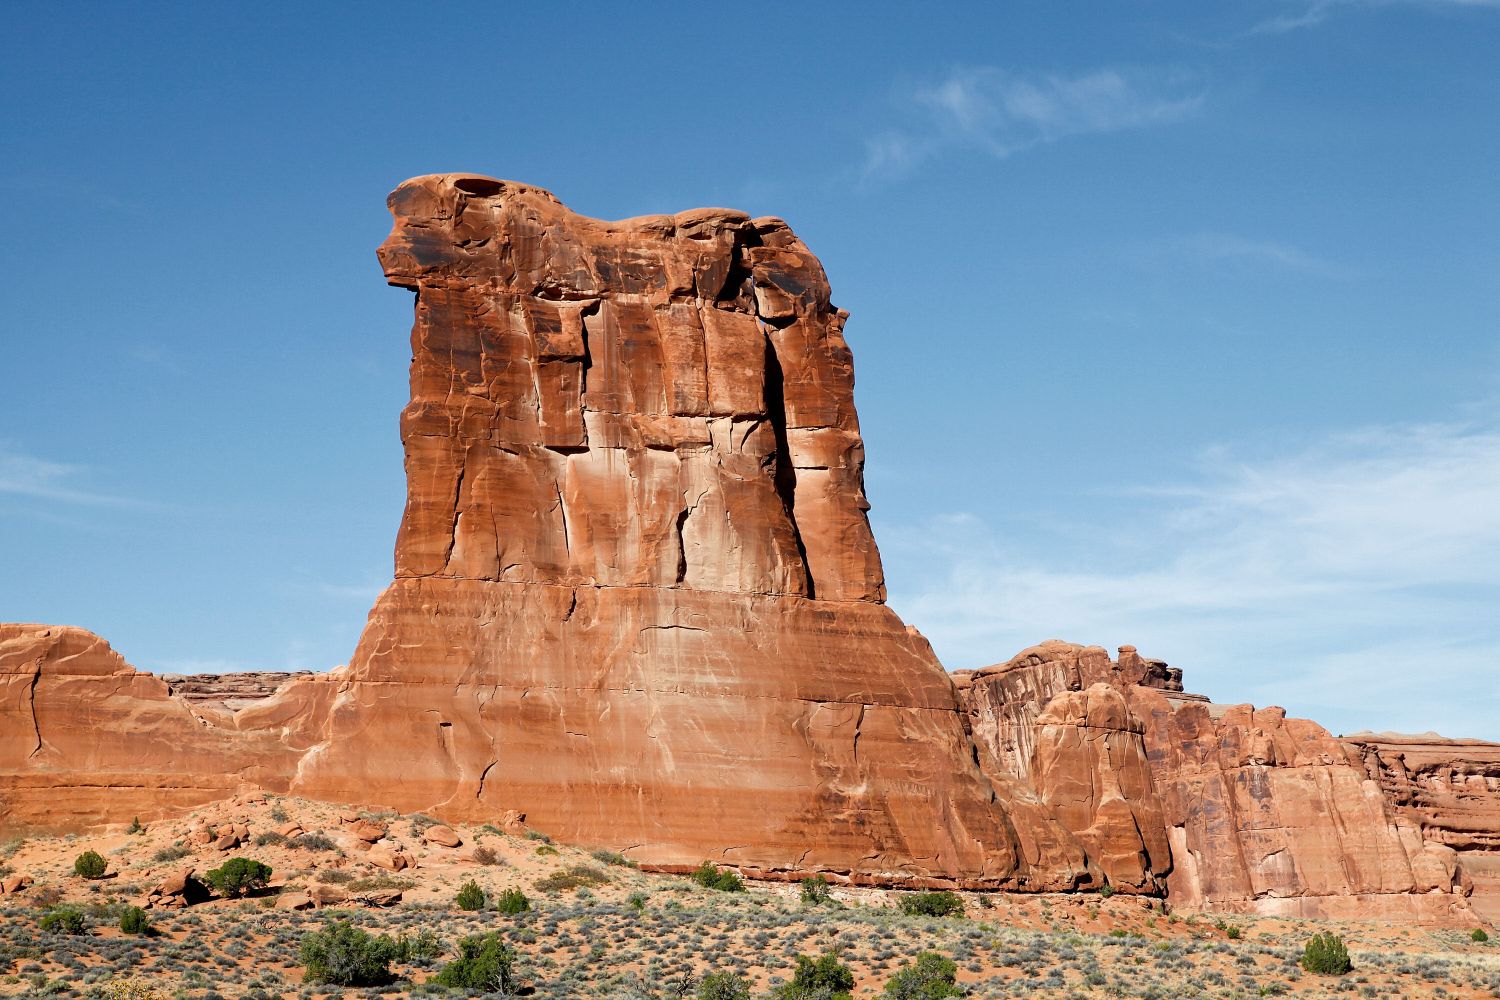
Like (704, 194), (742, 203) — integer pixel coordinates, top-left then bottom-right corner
(281, 173), (1090, 888)
(956, 641), (1481, 919)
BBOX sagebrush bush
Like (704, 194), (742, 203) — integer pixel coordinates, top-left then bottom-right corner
(1301, 931), (1352, 975)
(1474, 928), (1490, 943)
(73, 850), (108, 879)
(690, 861), (745, 893)
(455, 879), (486, 911)
(497, 888), (530, 915)
(393, 928), (442, 962)
(291, 832), (336, 852)
(882, 951), (963, 998)
(535, 864), (610, 892)
(300, 920), (398, 986)
(206, 857), (272, 898)
(897, 891), (964, 918)
(472, 845), (499, 866)
(119, 906), (151, 935)
(433, 932), (518, 992)
(591, 848), (637, 867)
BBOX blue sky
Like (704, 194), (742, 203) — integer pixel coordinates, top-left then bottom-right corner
(3, 2), (1497, 738)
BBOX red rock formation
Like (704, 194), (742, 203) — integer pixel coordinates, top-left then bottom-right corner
(1344, 732), (1500, 921)
(285, 173), (1089, 888)
(0, 624), (331, 833)
(957, 641), (1477, 919)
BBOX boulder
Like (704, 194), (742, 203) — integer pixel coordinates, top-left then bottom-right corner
(351, 821), (386, 843)
(366, 845), (412, 872)
(275, 891), (313, 910)
(423, 824), (461, 848)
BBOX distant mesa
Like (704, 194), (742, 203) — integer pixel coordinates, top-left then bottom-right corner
(2, 174), (1496, 921)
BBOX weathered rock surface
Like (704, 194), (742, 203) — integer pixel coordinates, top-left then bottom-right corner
(957, 641), (1478, 919)
(161, 670), (314, 713)
(0, 623), (333, 833)
(286, 173), (1084, 889)
(1344, 732), (1500, 921)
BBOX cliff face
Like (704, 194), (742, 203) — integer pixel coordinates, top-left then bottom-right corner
(285, 174), (1089, 888)
(0, 624), (333, 832)
(1344, 733), (1500, 921)
(956, 641), (1478, 919)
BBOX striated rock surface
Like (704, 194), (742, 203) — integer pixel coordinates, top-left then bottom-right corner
(1344, 732), (1500, 921)
(0, 624), (332, 833)
(286, 173), (1089, 888)
(957, 641), (1477, 919)
(161, 670), (315, 713)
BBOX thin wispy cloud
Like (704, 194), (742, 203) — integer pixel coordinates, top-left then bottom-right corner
(1253, 0), (1500, 34)
(0, 444), (145, 508)
(865, 66), (1205, 178)
(885, 413), (1500, 739)
(1147, 232), (1356, 278)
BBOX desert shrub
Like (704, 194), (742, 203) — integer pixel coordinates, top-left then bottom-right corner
(253, 831), (287, 848)
(206, 857), (272, 898)
(73, 850), (108, 879)
(534, 844), (559, 856)
(300, 920), (398, 986)
(801, 876), (832, 906)
(897, 891), (964, 918)
(535, 864), (610, 892)
(290, 832), (336, 852)
(433, 931), (518, 992)
(883, 951), (963, 998)
(97, 979), (163, 1000)
(591, 848), (637, 868)
(269, 803), (288, 823)
(151, 845), (190, 864)
(455, 880), (486, 911)
(628, 890), (648, 911)
(1097, 884), (1116, 898)
(126, 817), (145, 835)
(497, 888), (531, 915)
(699, 971), (753, 1000)
(472, 845), (499, 866)
(774, 951), (855, 1000)
(690, 861), (745, 893)
(347, 874), (414, 892)
(1474, 928), (1490, 943)
(1225, 924), (1242, 940)
(317, 869), (355, 884)
(393, 928), (442, 962)
(1301, 932), (1352, 975)
(524, 829), (552, 842)
(39, 908), (87, 935)
(118, 906), (151, 935)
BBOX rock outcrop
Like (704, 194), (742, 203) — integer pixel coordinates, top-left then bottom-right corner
(1344, 732), (1500, 921)
(280, 173), (1095, 888)
(957, 641), (1478, 919)
(0, 623), (333, 832)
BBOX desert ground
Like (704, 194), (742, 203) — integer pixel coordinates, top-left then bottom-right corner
(0, 794), (1496, 999)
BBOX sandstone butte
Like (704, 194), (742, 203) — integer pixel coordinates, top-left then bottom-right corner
(2, 174), (1496, 920)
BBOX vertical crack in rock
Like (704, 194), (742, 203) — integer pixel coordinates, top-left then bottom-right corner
(25, 660), (43, 759)
(762, 334), (815, 599)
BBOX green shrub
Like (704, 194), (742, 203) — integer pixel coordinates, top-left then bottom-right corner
(800, 875), (832, 906)
(1097, 884), (1115, 898)
(151, 845), (190, 864)
(883, 951), (963, 998)
(118, 906), (151, 935)
(628, 891), (648, 912)
(300, 920), (398, 986)
(73, 850), (108, 879)
(1301, 931), (1352, 975)
(897, 891), (964, 918)
(126, 816), (145, 835)
(1225, 924), (1242, 940)
(690, 861), (745, 893)
(497, 888), (530, 915)
(535, 864), (610, 892)
(39, 908), (86, 935)
(393, 928), (442, 962)
(455, 880), (487, 911)
(433, 932), (518, 992)
(774, 950), (855, 1000)
(205, 857), (272, 898)
(290, 832), (336, 852)
(1473, 927), (1490, 943)
(591, 848), (637, 868)
(699, 970), (753, 1000)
